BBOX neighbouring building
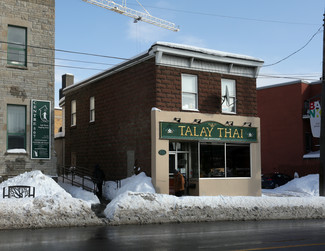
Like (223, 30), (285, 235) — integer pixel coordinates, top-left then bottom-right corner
(0, 0), (56, 179)
(54, 108), (63, 134)
(60, 42), (264, 196)
(257, 80), (321, 177)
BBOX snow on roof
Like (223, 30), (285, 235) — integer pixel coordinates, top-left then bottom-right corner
(154, 41), (264, 63)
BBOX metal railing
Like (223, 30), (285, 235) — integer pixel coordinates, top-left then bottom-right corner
(59, 165), (95, 192)
(58, 165), (122, 193)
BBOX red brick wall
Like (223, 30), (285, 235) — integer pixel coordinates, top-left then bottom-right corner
(258, 82), (321, 177)
(156, 66), (258, 116)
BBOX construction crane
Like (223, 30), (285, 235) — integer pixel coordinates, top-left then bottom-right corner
(82, 0), (179, 32)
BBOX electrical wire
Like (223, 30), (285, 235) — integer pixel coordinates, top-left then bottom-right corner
(0, 40), (129, 61)
(126, 2), (320, 26)
(262, 26), (323, 67)
(258, 74), (320, 81)
(0, 57), (106, 71)
(0, 40), (322, 81)
(0, 50), (118, 66)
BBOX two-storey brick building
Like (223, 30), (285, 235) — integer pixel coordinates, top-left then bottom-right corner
(61, 42), (263, 196)
(0, 0), (56, 179)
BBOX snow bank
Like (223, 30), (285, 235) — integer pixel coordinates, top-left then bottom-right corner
(104, 173), (325, 225)
(0, 170), (66, 198)
(274, 174), (319, 196)
(0, 171), (103, 229)
(103, 172), (155, 200)
(262, 174), (319, 197)
(105, 192), (325, 225)
(59, 182), (100, 206)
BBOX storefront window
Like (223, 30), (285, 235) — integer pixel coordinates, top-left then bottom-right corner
(226, 144), (250, 177)
(200, 144), (225, 177)
(200, 143), (250, 178)
(190, 142), (199, 179)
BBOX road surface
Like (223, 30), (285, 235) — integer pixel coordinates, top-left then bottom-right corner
(1, 219), (325, 250)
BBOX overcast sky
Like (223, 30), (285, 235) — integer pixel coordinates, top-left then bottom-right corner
(54, 0), (324, 107)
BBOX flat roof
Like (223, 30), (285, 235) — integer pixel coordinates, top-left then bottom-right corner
(257, 80), (321, 90)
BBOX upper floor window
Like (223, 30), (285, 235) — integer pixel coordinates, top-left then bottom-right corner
(7, 105), (26, 150)
(7, 25), (27, 67)
(221, 79), (236, 114)
(90, 96), (95, 122)
(182, 74), (198, 110)
(71, 100), (76, 126)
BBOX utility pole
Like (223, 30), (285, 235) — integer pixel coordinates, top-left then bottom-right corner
(320, 12), (325, 196)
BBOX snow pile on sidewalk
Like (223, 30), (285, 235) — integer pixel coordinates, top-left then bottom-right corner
(103, 172), (155, 200)
(104, 173), (325, 225)
(1, 170), (325, 228)
(0, 171), (103, 229)
(262, 174), (319, 197)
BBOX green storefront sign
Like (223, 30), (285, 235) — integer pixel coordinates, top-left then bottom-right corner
(31, 100), (51, 159)
(160, 121), (257, 143)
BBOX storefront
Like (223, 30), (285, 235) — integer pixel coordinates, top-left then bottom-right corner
(151, 110), (261, 196)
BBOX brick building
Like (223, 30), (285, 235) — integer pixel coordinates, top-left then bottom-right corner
(60, 42), (263, 196)
(0, 0), (56, 179)
(257, 80), (321, 177)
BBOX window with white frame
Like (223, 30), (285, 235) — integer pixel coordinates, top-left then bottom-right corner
(7, 25), (27, 67)
(7, 105), (26, 150)
(182, 74), (198, 110)
(71, 100), (76, 126)
(90, 96), (95, 122)
(221, 79), (236, 114)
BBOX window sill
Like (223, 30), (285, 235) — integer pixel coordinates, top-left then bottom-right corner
(6, 64), (28, 70)
(199, 177), (251, 180)
(5, 149), (27, 155)
(182, 108), (199, 112)
(222, 111), (237, 115)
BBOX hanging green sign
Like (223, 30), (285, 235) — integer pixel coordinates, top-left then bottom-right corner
(160, 121), (257, 143)
(31, 100), (51, 159)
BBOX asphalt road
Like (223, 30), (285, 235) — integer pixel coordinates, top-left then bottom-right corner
(1, 220), (325, 250)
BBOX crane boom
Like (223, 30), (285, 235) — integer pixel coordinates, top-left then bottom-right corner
(83, 0), (179, 32)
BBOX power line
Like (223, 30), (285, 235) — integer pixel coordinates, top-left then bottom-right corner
(258, 74), (321, 81)
(0, 40), (129, 61)
(127, 3), (320, 26)
(0, 50), (118, 66)
(262, 26), (323, 67)
(0, 57), (106, 71)
(0, 40), (321, 81)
